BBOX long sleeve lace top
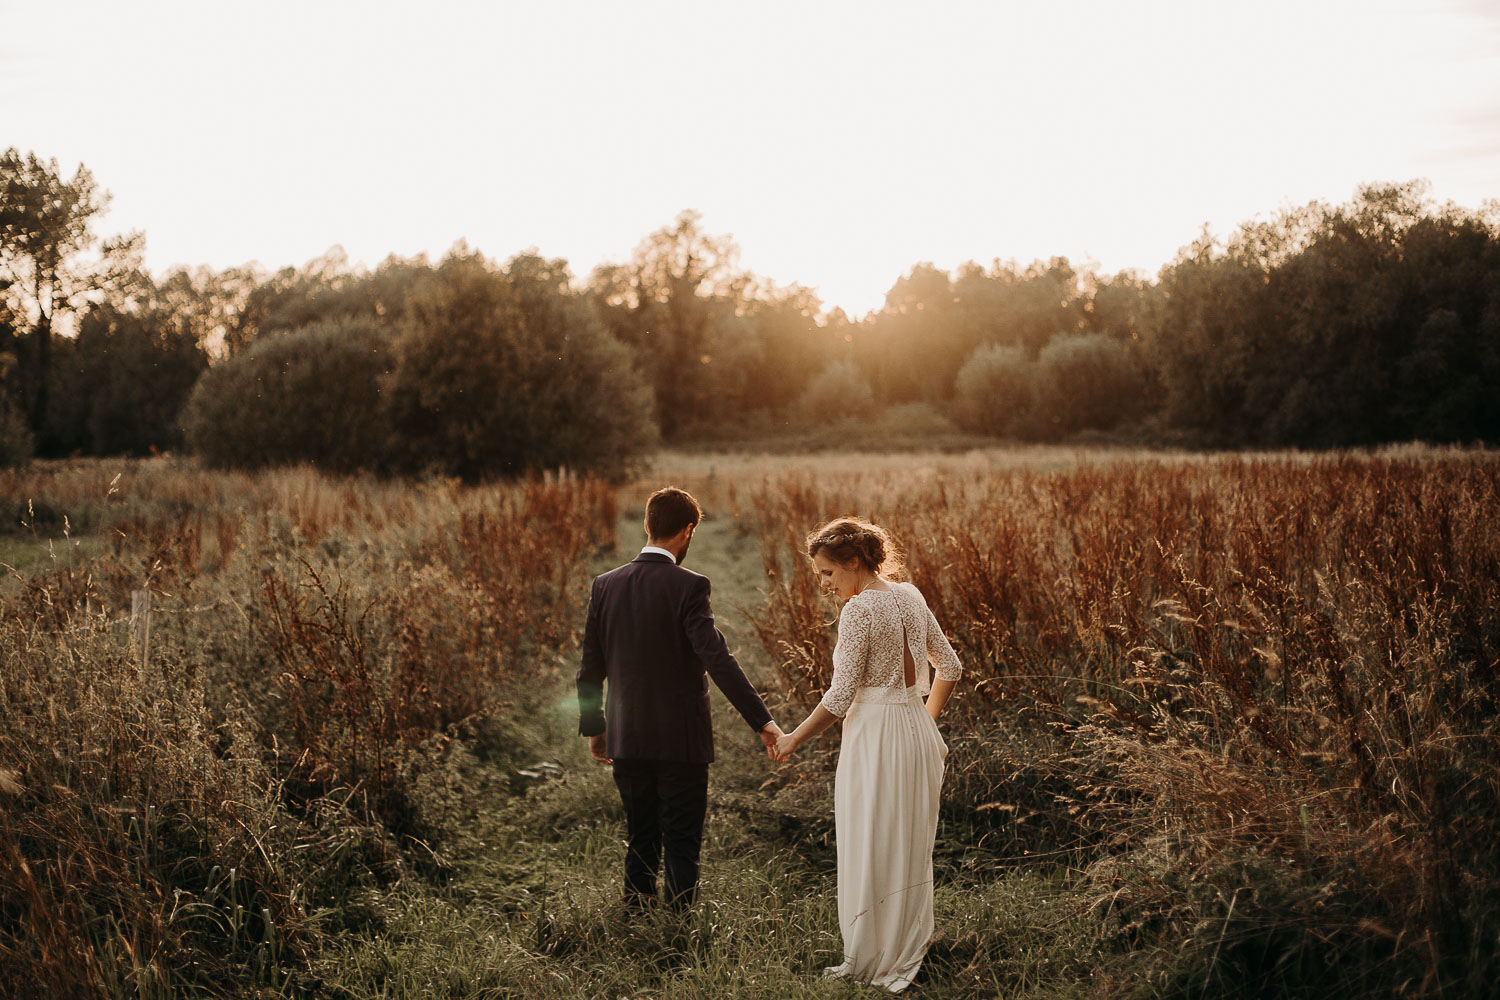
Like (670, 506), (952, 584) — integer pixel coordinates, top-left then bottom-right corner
(819, 581), (962, 719)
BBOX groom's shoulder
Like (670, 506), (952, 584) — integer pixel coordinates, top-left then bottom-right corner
(593, 559), (705, 585)
(644, 562), (710, 589)
(594, 560), (635, 584)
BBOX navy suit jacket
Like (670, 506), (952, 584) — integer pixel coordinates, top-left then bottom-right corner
(576, 552), (772, 763)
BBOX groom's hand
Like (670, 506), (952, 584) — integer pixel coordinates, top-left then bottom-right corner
(589, 733), (612, 765)
(759, 721), (783, 759)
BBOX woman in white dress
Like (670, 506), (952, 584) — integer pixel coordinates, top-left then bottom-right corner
(775, 517), (962, 993)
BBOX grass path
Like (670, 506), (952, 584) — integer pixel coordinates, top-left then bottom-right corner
(314, 504), (855, 998)
(316, 500), (1106, 999)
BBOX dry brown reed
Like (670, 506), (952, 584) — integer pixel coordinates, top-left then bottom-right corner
(0, 459), (617, 998)
(255, 477), (616, 832)
(742, 451), (1500, 992)
(0, 613), (306, 997)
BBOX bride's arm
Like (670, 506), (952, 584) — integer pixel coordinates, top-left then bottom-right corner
(926, 676), (956, 721)
(919, 589), (962, 721)
(777, 704), (839, 759)
(776, 600), (869, 760)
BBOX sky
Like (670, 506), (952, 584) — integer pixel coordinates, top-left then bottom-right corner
(4, 0), (1499, 317)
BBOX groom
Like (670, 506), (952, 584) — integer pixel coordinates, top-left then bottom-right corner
(577, 486), (782, 911)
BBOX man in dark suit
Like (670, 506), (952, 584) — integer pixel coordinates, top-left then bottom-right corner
(577, 486), (782, 911)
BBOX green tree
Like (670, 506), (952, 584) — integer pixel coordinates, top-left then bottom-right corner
(1033, 333), (1147, 437)
(797, 358), (876, 426)
(0, 149), (142, 435)
(952, 343), (1034, 436)
(739, 282), (831, 414)
(0, 332), (29, 465)
(181, 316), (397, 472)
(861, 262), (957, 403)
(1146, 182), (1500, 446)
(975, 257), (1088, 357)
(184, 251), (436, 358)
(854, 256), (1094, 408)
(1146, 226), (1283, 443)
(389, 250), (656, 479)
(61, 302), (208, 455)
(587, 211), (745, 436)
(152, 264), (264, 359)
(1084, 269), (1150, 342)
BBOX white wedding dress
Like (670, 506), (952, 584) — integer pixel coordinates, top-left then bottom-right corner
(819, 582), (962, 993)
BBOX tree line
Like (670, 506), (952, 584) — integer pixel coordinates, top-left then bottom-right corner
(3, 146), (1497, 476)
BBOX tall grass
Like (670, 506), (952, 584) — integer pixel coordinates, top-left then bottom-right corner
(741, 451), (1500, 996)
(0, 459), (616, 998)
(5, 450), (1496, 998)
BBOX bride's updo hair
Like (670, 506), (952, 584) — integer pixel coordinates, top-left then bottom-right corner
(806, 517), (905, 578)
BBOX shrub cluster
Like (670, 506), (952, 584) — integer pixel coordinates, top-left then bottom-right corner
(796, 359), (875, 426)
(181, 252), (656, 480)
(952, 333), (1147, 439)
(181, 317), (396, 473)
(384, 253), (655, 479)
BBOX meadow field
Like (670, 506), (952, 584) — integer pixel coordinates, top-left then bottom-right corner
(1, 446), (1496, 999)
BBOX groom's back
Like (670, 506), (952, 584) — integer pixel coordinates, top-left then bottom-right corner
(585, 555), (718, 761)
(592, 558), (705, 685)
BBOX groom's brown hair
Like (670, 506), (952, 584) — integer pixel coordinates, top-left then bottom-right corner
(645, 487), (702, 541)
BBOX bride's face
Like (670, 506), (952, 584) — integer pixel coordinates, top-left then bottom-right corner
(813, 551), (864, 601)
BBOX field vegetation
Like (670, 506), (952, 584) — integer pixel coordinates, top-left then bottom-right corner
(0, 458), (617, 997)
(1, 446), (1496, 998)
(739, 446), (1500, 997)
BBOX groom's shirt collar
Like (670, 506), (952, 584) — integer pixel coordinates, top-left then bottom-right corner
(640, 545), (675, 561)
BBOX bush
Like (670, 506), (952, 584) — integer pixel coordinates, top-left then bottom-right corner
(385, 251), (656, 480)
(181, 317), (397, 473)
(796, 359), (875, 426)
(1033, 332), (1146, 437)
(952, 343), (1034, 436)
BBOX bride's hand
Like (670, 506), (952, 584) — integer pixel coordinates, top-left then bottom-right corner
(774, 732), (799, 762)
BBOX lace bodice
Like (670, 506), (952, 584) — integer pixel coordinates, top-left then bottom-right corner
(819, 582), (962, 718)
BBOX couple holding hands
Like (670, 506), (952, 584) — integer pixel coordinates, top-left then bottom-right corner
(577, 487), (962, 993)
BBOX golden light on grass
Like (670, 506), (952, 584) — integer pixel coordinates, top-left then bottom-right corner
(1, 449), (1496, 996)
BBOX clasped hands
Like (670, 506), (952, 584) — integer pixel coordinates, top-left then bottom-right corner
(762, 722), (799, 763)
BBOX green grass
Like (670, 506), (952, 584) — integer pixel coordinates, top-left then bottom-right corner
(0, 531), (106, 583)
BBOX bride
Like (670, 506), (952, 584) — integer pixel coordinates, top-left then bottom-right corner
(775, 517), (962, 993)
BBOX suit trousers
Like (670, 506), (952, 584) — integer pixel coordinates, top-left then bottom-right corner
(611, 758), (709, 910)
